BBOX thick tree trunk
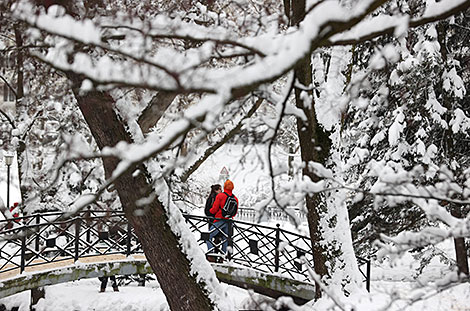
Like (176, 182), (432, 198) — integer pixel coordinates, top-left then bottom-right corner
(294, 57), (330, 298)
(14, 24), (26, 206)
(451, 205), (469, 275)
(453, 237), (469, 275)
(14, 25), (24, 100)
(436, 23), (469, 277)
(290, 0), (331, 299)
(68, 75), (214, 311)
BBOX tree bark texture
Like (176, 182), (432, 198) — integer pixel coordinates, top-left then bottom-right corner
(14, 24), (24, 99)
(451, 206), (469, 275)
(294, 57), (330, 299)
(14, 23), (26, 205)
(69, 75), (214, 311)
(291, 0), (331, 299)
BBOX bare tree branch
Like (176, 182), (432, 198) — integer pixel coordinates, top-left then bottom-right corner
(30, 53), (213, 94)
(0, 74), (18, 99)
(0, 107), (15, 130)
(20, 109), (43, 141)
(18, 22), (182, 87)
(101, 24), (267, 57)
(137, 91), (177, 134)
(0, 44), (51, 52)
(16, 0), (468, 103)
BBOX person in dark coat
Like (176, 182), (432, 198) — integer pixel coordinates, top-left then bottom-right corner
(205, 184), (222, 218)
(99, 276), (119, 292)
(205, 180), (238, 260)
(204, 184), (222, 259)
(98, 221), (120, 292)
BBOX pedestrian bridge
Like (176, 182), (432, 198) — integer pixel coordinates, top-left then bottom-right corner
(0, 210), (370, 304)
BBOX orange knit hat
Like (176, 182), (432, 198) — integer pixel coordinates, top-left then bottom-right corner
(224, 180), (234, 191)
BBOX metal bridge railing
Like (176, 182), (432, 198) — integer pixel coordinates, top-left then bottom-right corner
(0, 210), (370, 291)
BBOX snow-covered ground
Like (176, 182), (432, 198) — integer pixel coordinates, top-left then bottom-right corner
(1, 266), (469, 311)
(0, 278), (268, 311)
(366, 281), (470, 311)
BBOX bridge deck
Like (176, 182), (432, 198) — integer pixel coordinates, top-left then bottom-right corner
(0, 255), (316, 304)
(0, 254), (146, 281)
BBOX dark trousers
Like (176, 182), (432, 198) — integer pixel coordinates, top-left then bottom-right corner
(99, 276), (118, 289)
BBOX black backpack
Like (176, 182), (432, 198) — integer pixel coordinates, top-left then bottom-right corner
(222, 192), (238, 218)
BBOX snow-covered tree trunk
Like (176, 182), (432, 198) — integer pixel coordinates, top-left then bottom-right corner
(290, 0), (330, 299)
(68, 75), (215, 311)
(318, 44), (364, 293)
(289, 0), (363, 298)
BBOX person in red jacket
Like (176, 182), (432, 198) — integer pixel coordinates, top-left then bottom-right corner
(10, 202), (20, 221)
(6, 202), (21, 229)
(206, 180), (238, 259)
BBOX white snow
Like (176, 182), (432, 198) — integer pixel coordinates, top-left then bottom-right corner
(0, 278), (263, 311)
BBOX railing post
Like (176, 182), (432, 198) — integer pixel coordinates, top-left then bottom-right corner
(275, 223), (280, 272)
(35, 214), (40, 252)
(20, 233), (26, 273)
(366, 258), (371, 292)
(74, 218), (81, 262)
(126, 223), (131, 256)
(227, 219), (233, 261)
(86, 207), (91, 243)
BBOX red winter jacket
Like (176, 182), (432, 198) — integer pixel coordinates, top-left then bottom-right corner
(209, 189), (238, 223)
(10, 202), (20, 222)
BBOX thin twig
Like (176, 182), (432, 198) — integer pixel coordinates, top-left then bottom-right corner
(0, 74), (18, 100)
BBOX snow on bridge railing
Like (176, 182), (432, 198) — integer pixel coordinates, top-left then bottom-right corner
(236, 207), (307, 223)
(0, 210), (370, 291)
